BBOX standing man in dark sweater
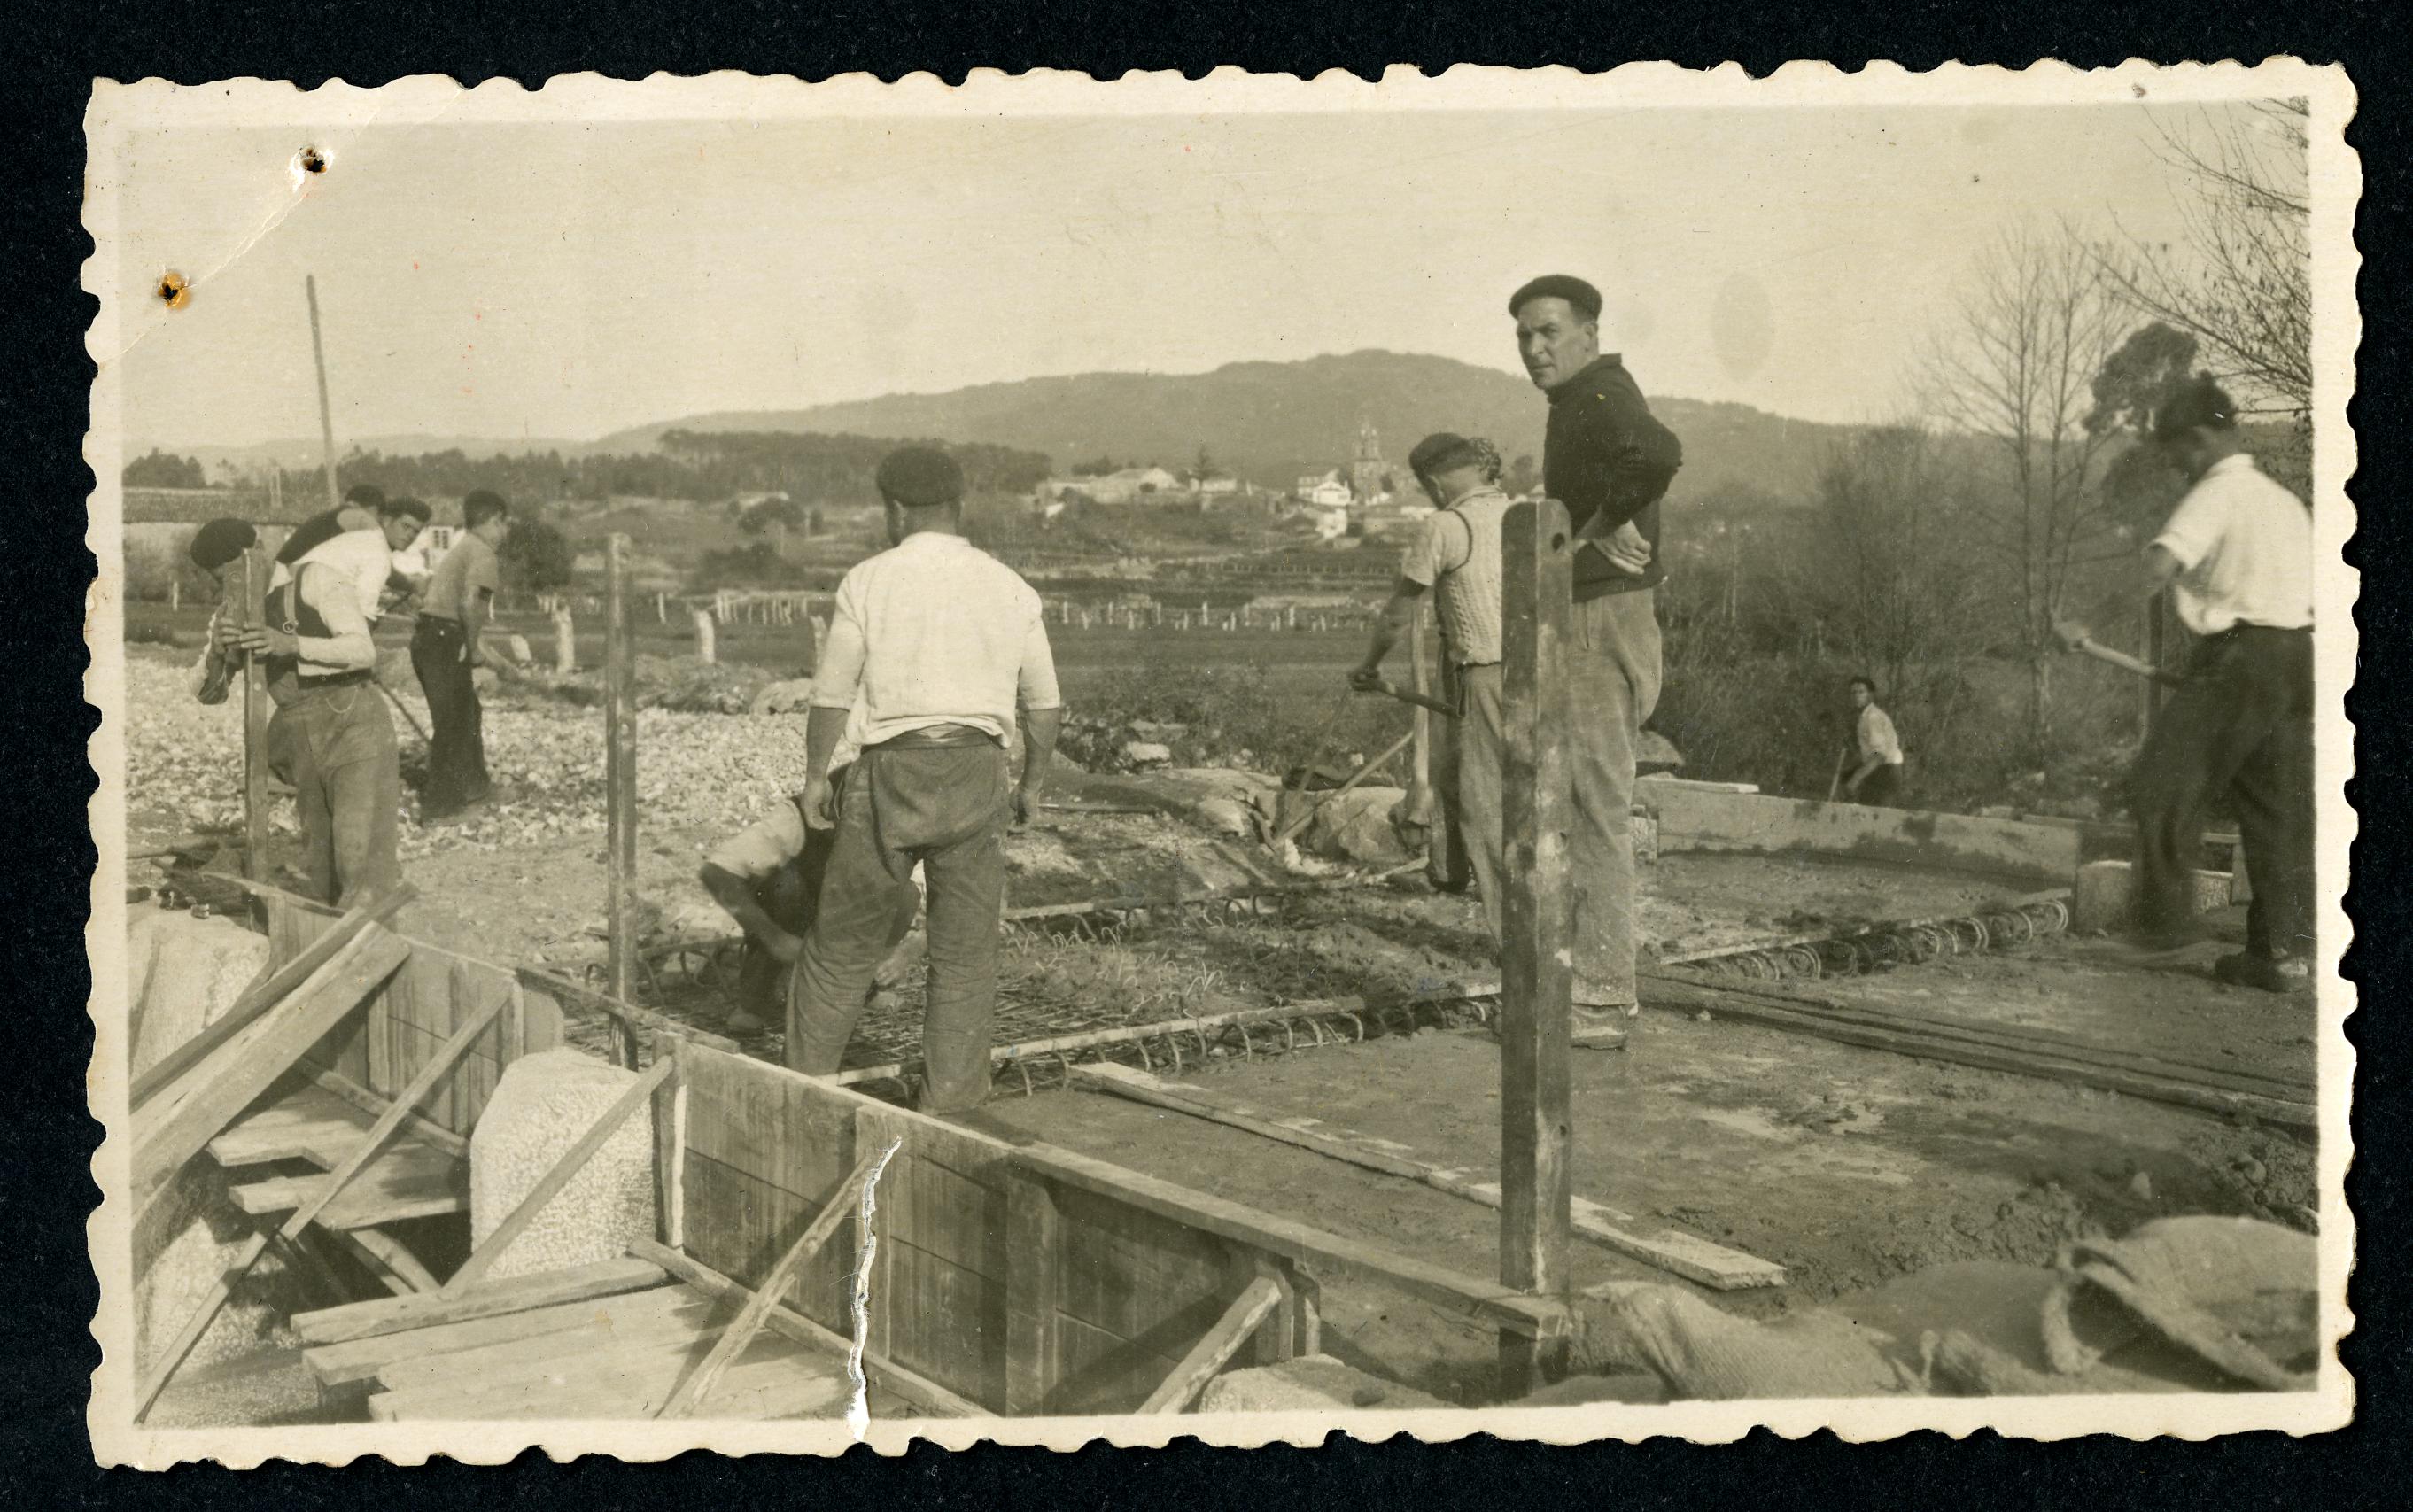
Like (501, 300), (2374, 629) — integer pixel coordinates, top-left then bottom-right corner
(1509, 275), (1684, 1048)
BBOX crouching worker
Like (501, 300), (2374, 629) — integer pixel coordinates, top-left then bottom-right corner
(697, 760), (922, 1038)
(788, 446), (1063, 1114)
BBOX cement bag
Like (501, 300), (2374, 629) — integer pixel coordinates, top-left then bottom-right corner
(2041, 1215), (2318, 1390)
(1571, 1282), (1922, 1400)
(469, 1049), (658, 1283)
(128, 911), (272, 1080)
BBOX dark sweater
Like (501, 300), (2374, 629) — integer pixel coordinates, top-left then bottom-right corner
(1542, 354), (1683, 600)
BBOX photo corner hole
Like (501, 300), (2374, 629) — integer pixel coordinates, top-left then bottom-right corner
(298, 146), (327, 174)
(157, 272), (190, 310)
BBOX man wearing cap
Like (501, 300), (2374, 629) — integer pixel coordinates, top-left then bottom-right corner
(1509, 274), (1684, 1046)
(2057, 376), (2314, 991)
(786, 446), (1064, 1113)
(1352, 432), (1516, 938)
(219, 506), (408, 907)
(414, 490), (511, 820)
(279, 484), (431, 593)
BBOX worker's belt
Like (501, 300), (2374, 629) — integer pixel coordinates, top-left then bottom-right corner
(415, 615), (465, 632)
(873, 723), (1001, 751)
(292, 670), (372, 690)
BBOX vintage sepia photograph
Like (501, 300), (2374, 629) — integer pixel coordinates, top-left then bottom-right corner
(83, 63), (2357, 1464)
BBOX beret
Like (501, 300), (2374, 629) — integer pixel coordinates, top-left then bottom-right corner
(189, 517), (257, 571)
(1508, 275), (1602, 322)
(875, 446), (966, 508)
(2151, 376), (2238, 439)
(1408, 432), (1480, 477)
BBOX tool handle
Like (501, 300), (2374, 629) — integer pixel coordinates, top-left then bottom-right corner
(1368, 678), (1458, 719)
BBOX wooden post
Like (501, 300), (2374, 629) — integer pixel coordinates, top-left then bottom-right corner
(238, 547), (269, 880)
(550, 605), (576, 675)
(1411, 598), (1437, 870)
(1497, 498), (1573, 1397)
(305, 275), (341, 513)
(606, 535), (639, 1039)
(692, 607), (717, 665)
(1003, 1169), (1061, 1415)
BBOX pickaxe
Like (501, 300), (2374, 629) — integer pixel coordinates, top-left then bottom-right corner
(2052, 620), (2187, 688)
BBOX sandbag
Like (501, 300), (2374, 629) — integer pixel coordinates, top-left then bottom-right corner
(1571, 1282), (1922, 1400)
(2041, 1215), (2318, 1390)
(469, 1049), (658, 1282)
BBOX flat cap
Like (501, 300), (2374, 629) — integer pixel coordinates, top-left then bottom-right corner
(874, 446), (965, 508)
(1509, 275), (1602, 322)
(1408, 432), (1481, 478)
(189, 517), (257, 571)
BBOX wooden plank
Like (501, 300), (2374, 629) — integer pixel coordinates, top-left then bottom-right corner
(1139, 1276), (1282, 1412)
(206, 1085), (376, 1168)
(875, 1237), (1004, 1409)
(1012, 1144), (1564, 1338)
(632, 1238), (981, 1418)
(309, 1066), (469, 1159)
(656, 1143), (890, 1417)
(131, 925), (412, 1216)
(1641, 783), (2083, 882)
(292, 1256), (670, 1346)
(445, 1055), (676, 1295)
(239, 545), (268, 879)
(130, 889), (414, 1110)
(1051, 1313), (1184, 1415)
(373, 1288), (718, 1392)
(679, 1151), (855, 1331)
(1072, 1063), (1785, 1291)
(306, 1282), (689, 1387)
(228, 1141), (466, 1229)
(1003, 1168), (1061, 1415)
(370, 1330), (850, 1422)
(1498, 495), (1573, 1395)
(1051, 1182), (1230, 1343)
(330, 1228), (442, 1297)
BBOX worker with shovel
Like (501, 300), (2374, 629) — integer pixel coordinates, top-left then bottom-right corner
(2056, 376), (2315, 990)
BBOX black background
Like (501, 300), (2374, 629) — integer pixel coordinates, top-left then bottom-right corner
(2, 4), (2400, 1504)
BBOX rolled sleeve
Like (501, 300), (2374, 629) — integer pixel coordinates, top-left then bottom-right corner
(1400, 511), (1460, 588)
(1017, 609), (1063, 712)
(298, 565), (378, 672)
(2152, 489), (2227, 572)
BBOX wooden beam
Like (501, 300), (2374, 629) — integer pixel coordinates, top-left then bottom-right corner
(515, 967), (739, 1055)
(131, 884), (417, 1110)
(131, 924), (411, 1218)
(1273, 728), (1418, 846)
(308, 1066), (469, 1159)
(631, 1239), (980, 1419)
(294, 1255), (669, 1348)
(330, 1227), (442, 1297)
(1071, 1063), (1785, 1291)
(1009, 1143), (1563, 1339)
(604, 531), (639, 1063)
(238, 547), (268, 880)
(655, 1143), (889, 1418)
(1497, 496), (1574, 1395)
(138, 983), (506, 1418)
(1003, 1168), (1062, 1415)
(443, 1055), (676, 1296)
(1139, 1276), (1283, 1413)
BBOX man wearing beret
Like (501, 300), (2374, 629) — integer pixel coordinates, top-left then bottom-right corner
(787, 446), (1065, 1113)
(1509, 274), (1684, 1048)
(189, 516), (305, 790)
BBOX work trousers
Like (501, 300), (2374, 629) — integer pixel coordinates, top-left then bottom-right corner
(1856, 763), (1903, 808)
(1452, 663), (1509, 945)
(2129, 625), (2315, 959)
(1568, 590), (1662, 1006)
(288, 680), (403, 908)
(1425, 657), (1475, 891)
(411, 616), (490, 815)
(788, 740), (1009, 1113)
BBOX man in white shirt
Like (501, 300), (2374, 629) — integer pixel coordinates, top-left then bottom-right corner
(1843, 677), (1905, 807)
(221, 520), (407, 907)
(2059, 377), (2314, 990)
(787, 447), (1064, 1112)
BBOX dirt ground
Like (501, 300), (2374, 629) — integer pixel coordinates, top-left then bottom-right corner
(980, 1000), (2316, 1404)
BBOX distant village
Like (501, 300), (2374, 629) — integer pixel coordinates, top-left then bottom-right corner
(1030, 419), (1441, 544)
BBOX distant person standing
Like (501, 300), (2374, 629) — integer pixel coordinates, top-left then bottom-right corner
(413, 491), (511, 821)
(1841, 676), (1905, 806)
(788, 446), (1063, 1113)
(1353, 432), (1512, 929)
(1511, 274), (1683, 1048)
(2059, 377), (2314, 991)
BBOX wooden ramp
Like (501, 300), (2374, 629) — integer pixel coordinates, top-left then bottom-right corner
(299, 1267), (872, 1421)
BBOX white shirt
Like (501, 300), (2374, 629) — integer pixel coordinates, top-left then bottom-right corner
(1857, 705), (1904, 766)
(2152, 452), (2314, 636)
(269, 528), (398, 627)
(811, 531), (1063, 748)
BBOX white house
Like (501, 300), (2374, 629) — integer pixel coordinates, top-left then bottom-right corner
(1036, 465), (1183, 506)
(1197, 475), (1241, 497)
(1312, 505), (1351, 540)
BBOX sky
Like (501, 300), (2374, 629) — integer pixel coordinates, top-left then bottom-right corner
(105, 100), (2277, 453)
